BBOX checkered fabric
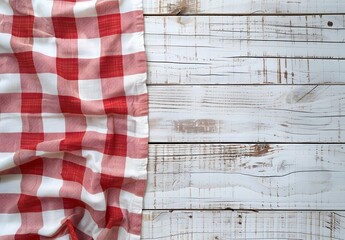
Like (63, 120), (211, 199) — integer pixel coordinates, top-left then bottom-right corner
(0, 0), (148, 239)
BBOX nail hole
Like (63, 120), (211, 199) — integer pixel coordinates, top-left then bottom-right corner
(327, 21), (333, 27)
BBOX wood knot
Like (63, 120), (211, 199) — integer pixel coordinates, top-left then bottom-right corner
(237, 214), (242, 225)
(168, 0), (188, 15)
(250, 144), (270, 157)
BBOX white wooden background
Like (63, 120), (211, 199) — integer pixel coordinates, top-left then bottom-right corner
(141, 1), (345, 239)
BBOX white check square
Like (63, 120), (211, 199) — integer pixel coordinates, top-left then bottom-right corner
(55, 235), (72, 240)
(74, 0), (97, 17)
(39, 210), (66, 236)
(119, 0), (141, 13)
(86, 116), (108, 134)
(124, 73), (147, 96)
(81, 188), (106, 211)
(127, 115), (148, 138)
(82, 149), (104, 173)
(124, 157), (147, 179)
(0, 0), (13, 15)
(121, 32), (144, 55)
(37, 176), (63, 197)
(0, 152), (15, 172)
(0, 175), (22, 194)
(33, 38), (57, 57)
(0, 213), (21, 236)
(42, 113), (66, 133)
(0, 74), (21, 93)
(119, 190), (143, 214)
(0, 114), (22, 133)
(77, 38), (101, 59)
(32, 0), (54, 17)
(0, 33), (13, 53)
(38, 73), (58, 95)
(78, 79), (103, 100)
(76, 209), (101, 239)
(118, 228), (140, 240)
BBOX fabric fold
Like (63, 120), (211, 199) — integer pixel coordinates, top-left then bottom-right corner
(0, 0), (148, 239)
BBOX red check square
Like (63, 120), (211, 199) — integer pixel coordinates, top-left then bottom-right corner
(58, 95), (82, 114)
(12, 16), (34, 38)
(15, 52), (37, 74)
(98, 14), (121, 37)
(14, 234), (41, 240)
(60, 132), (85, 151)
(100, 55), (123, 78)
(21, 93), (42, 113)
(104, 134), (127, 156)
(100, 174), (124, 190)
(52, 17), (78, 39)
(18, 195), (42, 213)
(61, 161), (85, 185)
(20, 158), (44, 175)
(56, 58), (78, 80)
(103, 96), (128, 115)
(105, 206), (123, 228)
(21, 133), (44, 150)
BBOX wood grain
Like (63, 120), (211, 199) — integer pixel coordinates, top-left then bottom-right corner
(148, 85), (345, 142)
(143, 0), (345, 15)
(141, 210), (345, 239)
(143, 1), (345, 238)
(144, 144), (345, 209)
(145, 15), (345, 84)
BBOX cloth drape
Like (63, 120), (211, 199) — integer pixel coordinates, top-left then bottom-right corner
(0, 0), (148, 239)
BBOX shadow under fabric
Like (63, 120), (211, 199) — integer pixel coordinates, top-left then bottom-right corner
(0, 0), (148, 239)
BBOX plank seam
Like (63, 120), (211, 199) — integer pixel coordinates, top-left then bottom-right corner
(144, 13), (345, 17)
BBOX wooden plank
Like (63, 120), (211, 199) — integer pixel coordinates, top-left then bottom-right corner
(145, 15), (345, 84)
(147, 57), (345, 85)
(148, 85), (345, 142)
(144, 144), (345, 209)
(141, 210), (345, 239)
(143, 0), (345, 15)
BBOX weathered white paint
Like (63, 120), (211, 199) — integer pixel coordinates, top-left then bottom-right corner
(143, 1), (345, 238)
(148, 85), (345, 142)
(143, 0), (345, 15)
(147, 57), (345, 85)
(141, 210), (345, 239)
(144, 144), (345, 209)
(144, 15), (345, 84)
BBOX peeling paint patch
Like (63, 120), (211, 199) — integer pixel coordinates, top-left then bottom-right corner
(248, 144), (271, 157)
(168, 0), (188, 15)
(173, 119), (219, 133)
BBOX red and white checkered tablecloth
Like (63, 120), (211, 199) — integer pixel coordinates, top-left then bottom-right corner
(0, 0), (148, 239)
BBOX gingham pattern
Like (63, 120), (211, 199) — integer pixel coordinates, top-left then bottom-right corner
(0, 0), (148, 239)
